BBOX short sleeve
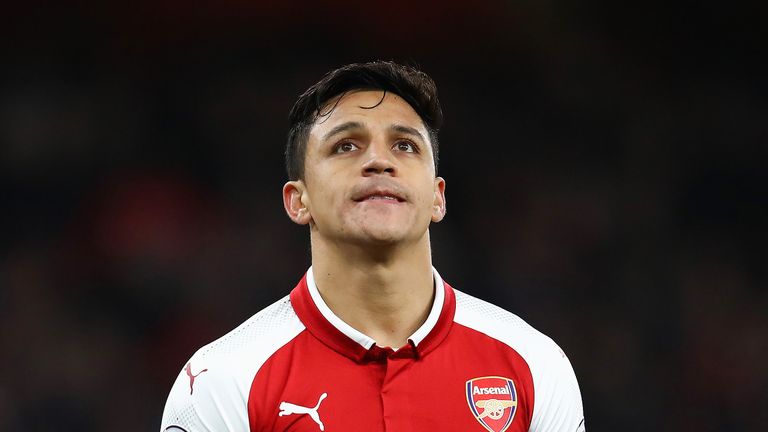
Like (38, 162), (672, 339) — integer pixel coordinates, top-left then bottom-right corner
(160, 358), (249, 432)
(528, 342), (585, 432)
(159, 294), (304, 432)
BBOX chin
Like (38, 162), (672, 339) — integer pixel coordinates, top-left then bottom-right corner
(358, 228), (408, 245)
(345, 222), (414, 246)
(339, 212), (426, 246)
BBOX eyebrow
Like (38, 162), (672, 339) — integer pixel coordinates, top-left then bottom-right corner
(389, 124), (426, 143)
(321, 121), (427, 143)
(322, 121), (364, 141)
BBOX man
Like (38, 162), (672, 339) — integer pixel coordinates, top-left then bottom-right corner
(161, 61), (585, 432)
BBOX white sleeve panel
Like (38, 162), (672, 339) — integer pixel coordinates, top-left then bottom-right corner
(526, 340), (585, 432)
(160, 295), (305, 432)
(453, 290), (585, 432)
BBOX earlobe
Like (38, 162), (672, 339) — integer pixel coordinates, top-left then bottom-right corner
(431, 177), (447, 222)
(283, 181), (312, 225)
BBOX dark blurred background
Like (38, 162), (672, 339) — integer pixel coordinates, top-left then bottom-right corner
(1, 1), (766, 431)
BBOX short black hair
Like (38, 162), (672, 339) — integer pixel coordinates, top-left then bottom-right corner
(286, 61), (443, 180)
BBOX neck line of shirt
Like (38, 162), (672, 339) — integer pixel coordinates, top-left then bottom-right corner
(305, 266), (446, 351)
(289, 266), (456, 362)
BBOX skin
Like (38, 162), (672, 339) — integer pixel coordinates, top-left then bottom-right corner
(282, 90), (447, 349)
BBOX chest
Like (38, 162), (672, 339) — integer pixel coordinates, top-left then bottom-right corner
(247, 332), (533, 432)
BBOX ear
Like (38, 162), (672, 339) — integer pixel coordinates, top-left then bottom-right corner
(431, 177), (447, 223)
(283, 180), (312, 225)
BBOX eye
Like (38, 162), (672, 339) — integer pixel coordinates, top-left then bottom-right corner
(394, 140), (417, 153)
(334, 141), (359, 153)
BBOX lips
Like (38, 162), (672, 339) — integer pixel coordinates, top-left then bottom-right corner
(363, 195), (399, 201)
(351, 185), (407, 203)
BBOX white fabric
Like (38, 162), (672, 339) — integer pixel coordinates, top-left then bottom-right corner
(160, 296), (305, 432)
(306, 266), (445, 350)
(453, 289), (585, 432)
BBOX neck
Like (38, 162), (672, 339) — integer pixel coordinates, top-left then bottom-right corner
(309, 232), (435, 349)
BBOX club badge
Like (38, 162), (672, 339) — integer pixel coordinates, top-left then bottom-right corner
(465, 376), (518, 432)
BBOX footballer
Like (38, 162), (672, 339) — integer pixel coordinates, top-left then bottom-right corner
(161, 61), (585, 432)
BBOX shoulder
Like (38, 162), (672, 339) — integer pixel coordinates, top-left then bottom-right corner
(453, 288), (585, 432)
(160, 295), (306, 432)
(193, 294), (304, 365)
(453, 288), (560, 361)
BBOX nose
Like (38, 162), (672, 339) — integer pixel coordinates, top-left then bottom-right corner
(361, 141), (397, 176)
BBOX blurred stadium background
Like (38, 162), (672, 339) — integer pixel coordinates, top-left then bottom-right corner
(1, 1), (766, 430)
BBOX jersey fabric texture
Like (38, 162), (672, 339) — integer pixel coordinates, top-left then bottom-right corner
(161, 268), (585, 432)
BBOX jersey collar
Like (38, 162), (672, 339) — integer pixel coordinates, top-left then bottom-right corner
(290, 267), (456, 362)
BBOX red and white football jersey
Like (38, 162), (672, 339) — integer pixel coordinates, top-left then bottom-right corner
(161, 268), (585, 432)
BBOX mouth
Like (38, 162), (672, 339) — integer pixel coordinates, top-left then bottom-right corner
(352, 190), (406, 203)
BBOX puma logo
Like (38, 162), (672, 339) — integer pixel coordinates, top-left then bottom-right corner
(278, 393), (328, 431)
(185, 362), (208, 395)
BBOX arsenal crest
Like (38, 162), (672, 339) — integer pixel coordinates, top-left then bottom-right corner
(465, 376), (518, 432)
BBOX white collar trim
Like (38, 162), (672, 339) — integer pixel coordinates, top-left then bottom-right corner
(305, 266), (445, 350)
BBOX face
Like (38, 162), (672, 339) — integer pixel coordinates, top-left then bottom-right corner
(283, 90), (446, 247)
